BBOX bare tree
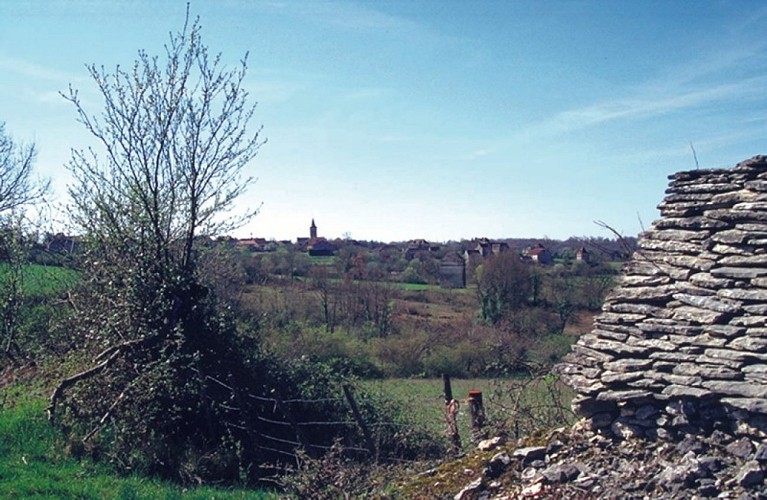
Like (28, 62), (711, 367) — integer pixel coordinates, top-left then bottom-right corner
(0, 123), (49, 215)
(47, 11), (271, 481)
(64, 14), (263, 273)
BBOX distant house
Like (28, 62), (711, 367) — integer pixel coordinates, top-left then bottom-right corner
(473, 238), (509, 257)
(308, 238), (336, 257)
(524, 243), (552, 264)
(46, 233), (79, 254)
(576, 246), (590, 263)
(404, 239), (440, 260)
(439, 252), (466, 288)
(235, 237), (270, 252)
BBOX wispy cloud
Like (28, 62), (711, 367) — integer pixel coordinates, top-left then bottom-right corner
(515, 34), (767, 143)
(538, 76), (767, 136)
(0, 53), (86, 84)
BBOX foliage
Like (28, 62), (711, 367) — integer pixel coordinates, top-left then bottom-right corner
(487, 370), (576, 439)
(475, 252), (532, 324)
(278, 442), (401, 499)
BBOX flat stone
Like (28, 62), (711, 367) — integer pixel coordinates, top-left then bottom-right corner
(734, 201), (767, 211)
(718, 288), (767, 301)
(571, 344), (616, 363)
(711, 267), (767, 279)
(670, 182), (735, 194)
(706, 208), (767, 222)
(601, 371), (643, 384)
(703, 380), (767, 398)
(607, 285), (676, 303)
(719, 254), (767, 266)
(746, 327), (767, 338)
(744, 304), (767, 314)
(650, 351), (700, 362)
(541, 463), (581, 483)
(722, 397), (767, 414)
(454, 477), (483, 500)
(628, 338), (677, 351)
(711, 229), (751, 244)
(671, 293), (742, 313)
(570, 395), (617, 416)
(580, 336), (649, 357)
(604, 303), (664, 316)
(730, 315), (767, 327)
(673, 362), (740, 379)
(639, 239), (702, 254)
(728, 336), (767, 353)
(591, 329), (629, 342)
(711, 243), (757, 255)
(703, 324), (746, 338)
(754, 443), (767, 462)
(596, 389), (652, 402)
(512, 446), (547, 464)
(646, 229), (710, 242)
(653, 216), (729, 230)
(484, 451), (512, 479)
(477, 436), (505, 451)
(736, 460), (764, 488)
(661, 385), (711, 398)
(663, 254), (717, 271)
(598, 312), (646, 326)
(703, 348), (767, 362)
(648, 372), (703, 386)
(620, 261), (667, 277)
(564, 374), (605, 395)
(672, 306), (728, 324)
(696, 355), (745, 368)
(680, 334), (727, 347)
(689, 272), (734, 289)
(738, 218), (767, 230)
(603, 358), (654, 372)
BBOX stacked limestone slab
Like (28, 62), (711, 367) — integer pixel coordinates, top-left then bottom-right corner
(560, 155), (767, 439)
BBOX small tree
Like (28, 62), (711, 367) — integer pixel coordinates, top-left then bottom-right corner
(475, 252), (532, 324)
(47, 12), (273, 482)
(0, 124), (49, 364)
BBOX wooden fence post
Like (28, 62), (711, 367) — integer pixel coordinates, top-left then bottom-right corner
(468, 389), (486, 441)
(443, 374), (461, 452)
(342, 383), (376, 460)
(273, 390), (311, 455)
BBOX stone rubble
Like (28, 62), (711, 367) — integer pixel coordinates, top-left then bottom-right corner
(451, 423), (767, 498)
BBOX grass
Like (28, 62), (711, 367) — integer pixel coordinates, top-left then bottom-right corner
(0, 264), (79, 298)
(360, 376), (576, 449)
(0, 383), (278, 499)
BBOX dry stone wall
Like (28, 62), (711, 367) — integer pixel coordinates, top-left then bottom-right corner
(560, 155), (767, 440)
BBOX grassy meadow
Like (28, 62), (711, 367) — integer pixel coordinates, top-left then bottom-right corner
(0, 381), (278, 499)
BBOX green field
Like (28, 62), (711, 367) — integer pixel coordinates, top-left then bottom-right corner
(0, 264), (79, 298)
(360, 376), (576, 447)
(0, 383), (278, 499)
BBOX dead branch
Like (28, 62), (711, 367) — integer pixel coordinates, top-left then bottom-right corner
(47, 337), (148, 423)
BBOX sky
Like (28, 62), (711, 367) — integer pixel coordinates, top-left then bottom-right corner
(1, 1), (767, 243)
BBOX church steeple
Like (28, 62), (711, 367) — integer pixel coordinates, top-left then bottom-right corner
(310, 219), (317, 240)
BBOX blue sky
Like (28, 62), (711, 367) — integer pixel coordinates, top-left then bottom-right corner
(1, 1), (766, 243)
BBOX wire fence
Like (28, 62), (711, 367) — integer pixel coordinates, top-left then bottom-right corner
(212, 372), (575, 471)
